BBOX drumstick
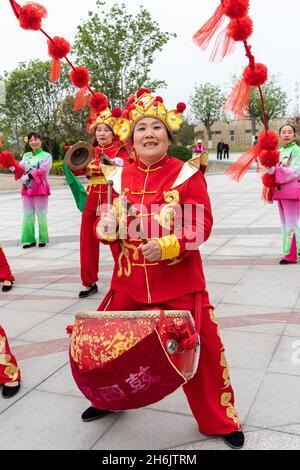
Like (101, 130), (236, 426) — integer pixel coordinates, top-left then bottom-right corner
(107, 180), (113, 207)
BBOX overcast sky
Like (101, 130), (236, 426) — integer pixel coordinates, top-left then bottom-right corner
(0, 0), (299, 114)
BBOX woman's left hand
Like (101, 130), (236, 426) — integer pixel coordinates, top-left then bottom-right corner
(140, 240), (162, 262)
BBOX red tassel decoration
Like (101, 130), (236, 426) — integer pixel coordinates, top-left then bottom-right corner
(193, 4), (225, 50)
(223, 0), (249, 19)
(48, 37), (71, 83)
(259, 150), (280, 168)
(89, 92), (109, 115)
(225, 63), (268, 118)
(210, 26), (236, 63)
(224, 78), (251, 118)
(228, 16), (253, 41)
(226, 144), (261, 181)
(19, 2), (47, 31)
(0, 151), (17, 169)
(74, 87), (89, 111)
(262, 172), (277, 189)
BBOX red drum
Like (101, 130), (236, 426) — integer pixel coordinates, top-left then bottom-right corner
(69, 310), (200, 410)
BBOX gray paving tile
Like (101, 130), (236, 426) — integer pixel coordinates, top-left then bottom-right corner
(247, 373), (300, 428)
(16, 314), (73, 342)
(221, 330), (280, 370)
(0, 390), (117, 450)
(18, 351), (69, 389)
(222, 284), (299, 309)
(268, 335), (300, 377)
(92, 409), (206, 450)
(0, 307), (55, 338)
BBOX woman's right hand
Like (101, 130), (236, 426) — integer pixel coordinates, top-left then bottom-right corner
(98, 207), (119, 238)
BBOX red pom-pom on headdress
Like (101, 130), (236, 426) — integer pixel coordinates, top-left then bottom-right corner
(155, 96), (164, 103)
(89, 92), (109, 114)
(177, 102), (186, 113)
(48, 37), (71, 83)
(136, 88), (151, 98)
(259, 150), (280, 168)
(19, 2), (47, 31)
(228, 16), (253, 41)
(112, 108), (122, 118)
(223, 0), (249, 19)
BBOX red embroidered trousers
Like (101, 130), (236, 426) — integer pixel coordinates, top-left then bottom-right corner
(97, 289), (241, 436)
(0, 325), (21, 384)
(0, 246), (15, 282)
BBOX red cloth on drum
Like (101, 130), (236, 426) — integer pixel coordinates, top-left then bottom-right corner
(0, 324), (21, 384)
(78, 144), (129, 286)
(0, 246), (15, 282)
(70, 328), (186, 411)
(97, 289), (240, 436)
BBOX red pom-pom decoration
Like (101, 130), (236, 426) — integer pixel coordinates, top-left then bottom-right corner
(243, 63), (268, 87)
(228, 16), (253, 41)
(258, 131), (279, 151)
(89, 92), (109, 114)
(48, 37), (71, 59)
(0, 151), (17, 169)
(177, 102), (186, 113)
(48, 37), (71, 83)
(70, 67), (90, 89)
(155, 96), (164, 103)
(262, 172), (277, 190)
(19, 3), (47, 31)
(223, 0), (249, 19)
(136, 88), (151, 98)
(111, 108), (122, 118)
(259, 150), (280, 168)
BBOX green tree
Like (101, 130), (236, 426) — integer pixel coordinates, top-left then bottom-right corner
(73, 0), (176, 107)
(0, 60), (75, 158)
(173, 122), (195, 147)
(189, 83), (226, 147)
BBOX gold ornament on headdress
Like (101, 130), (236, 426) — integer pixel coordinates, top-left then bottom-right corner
(113, 88), (187, 141)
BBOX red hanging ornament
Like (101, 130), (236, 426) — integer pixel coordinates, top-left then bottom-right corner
(209, 26), (236, 63)
(19, 2), (47, 31)
(258, 130), (279, 151)
(48, 37), (71, 83)
(0, 151), (17, 169)
(70, 67), (90, 110)
(224, 63), (268, 118)
(193, 3), (225, 50)
(89, 92), (109, 115)
(223, 0), (250, 19)
(259, 150), (280, 168)
(262, 172), (277, 190)
(228, 16), (253, 41)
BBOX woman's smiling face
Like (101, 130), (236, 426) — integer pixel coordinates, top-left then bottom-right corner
(133, 117), (171, 163)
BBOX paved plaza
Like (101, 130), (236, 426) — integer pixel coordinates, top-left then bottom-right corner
(0, 171), (300, 450)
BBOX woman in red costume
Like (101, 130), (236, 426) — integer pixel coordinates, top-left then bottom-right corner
(81, 89), (244, 449)
(0, 246), (15, 292)
(73, 102), (129, 299)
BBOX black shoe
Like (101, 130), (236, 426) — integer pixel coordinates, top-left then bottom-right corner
(81, 406), (112, 422)
(39, 243), (46, 248)
(23, 243), (36, 249)
(2, 382), (21, 399)
(79, 284), (98, 299)
(222, 431), (244, 449)
(2, 282), (13, 293)
(279, 259), (297, 265)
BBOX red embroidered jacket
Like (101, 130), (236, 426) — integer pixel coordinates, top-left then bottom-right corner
(97, 154), (213, 304)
